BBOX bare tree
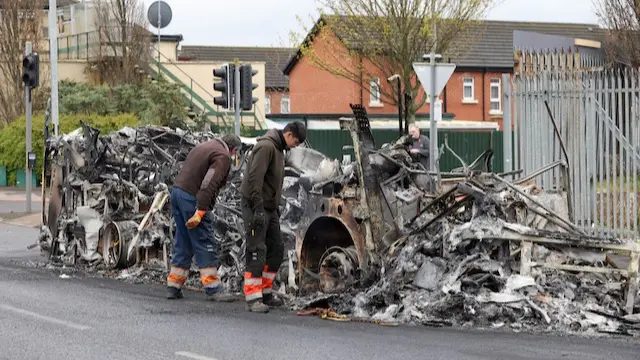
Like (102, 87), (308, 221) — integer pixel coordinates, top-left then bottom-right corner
(0, 0), (46, 125)
(594, 0), (640, 68)
(291, 0), (498, 118)
(90, 0), (150, 85)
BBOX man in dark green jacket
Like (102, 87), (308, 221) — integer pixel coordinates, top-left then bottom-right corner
(239, 122), (306, 313)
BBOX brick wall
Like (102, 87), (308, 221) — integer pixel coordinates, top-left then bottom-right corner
(445, 71), (508, 126)
(287, 28), (510, 128)
(265, 90), (289, 115)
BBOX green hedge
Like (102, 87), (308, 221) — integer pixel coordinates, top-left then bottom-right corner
(0, 113), (138, 185)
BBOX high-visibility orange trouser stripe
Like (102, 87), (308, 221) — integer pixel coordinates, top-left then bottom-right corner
(200, 267), (222, 289)
(244, 272), (263, 302)
(167, 266), (189, 289)
(262, 265), (277, 295)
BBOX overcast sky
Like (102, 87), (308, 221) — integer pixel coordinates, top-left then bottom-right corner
(142, 0), (601, 47)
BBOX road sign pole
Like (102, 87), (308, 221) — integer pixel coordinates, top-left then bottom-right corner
(234, 65), (241, 136)
(429, 52), (437, 174)
(157, 0), (161, 67)
(25, 42), (33, 213)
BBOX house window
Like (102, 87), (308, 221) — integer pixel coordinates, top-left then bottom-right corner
(369, 77), (381, 105)
(463, 77), (474, 100)
(281, 95), (290, 114)
(490, 78), (501, 112)
(265, 95), (271, 114)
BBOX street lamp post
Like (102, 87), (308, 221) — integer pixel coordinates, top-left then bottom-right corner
(387, 74), (403, 137)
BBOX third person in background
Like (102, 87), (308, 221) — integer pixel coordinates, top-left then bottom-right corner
(408, 124), (430, 170)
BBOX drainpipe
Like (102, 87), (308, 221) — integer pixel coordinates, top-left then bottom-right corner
(482, 68), (487, 121)
(359, 55), (364, 105)
(443, 84), (448, 114)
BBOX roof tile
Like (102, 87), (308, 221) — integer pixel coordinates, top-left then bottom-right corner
(179, 46), (295, 89)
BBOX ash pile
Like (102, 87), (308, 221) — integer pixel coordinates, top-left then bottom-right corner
(291, 111), (640, 336)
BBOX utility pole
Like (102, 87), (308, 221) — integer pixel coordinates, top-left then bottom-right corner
(387, 74), (402, 137)
(48, 0), (59, 135)
(428, 0), (438, 174)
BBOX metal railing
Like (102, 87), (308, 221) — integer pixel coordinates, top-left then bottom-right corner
(152, 50), (264, 129)
(503, 63), (640, 240)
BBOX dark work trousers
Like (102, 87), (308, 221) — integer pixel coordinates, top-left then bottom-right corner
(241, 197), (284, 278)
(170, 187), (220, 271)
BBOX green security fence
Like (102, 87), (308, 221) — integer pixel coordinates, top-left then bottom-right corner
(249, 129), (504, 173)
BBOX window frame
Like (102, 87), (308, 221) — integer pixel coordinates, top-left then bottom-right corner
(369, 77), (381, 106)
(489, 78), (502, 113)
(280, 94), (290, 114)
(462, 77), (475, 101)
(265, 95), (271, 115)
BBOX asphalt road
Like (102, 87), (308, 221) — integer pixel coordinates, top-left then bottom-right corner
(0, 223), (638, 360)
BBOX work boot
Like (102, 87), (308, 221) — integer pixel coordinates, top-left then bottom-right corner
(262, 294), (284, 308)
(166, 286), (183, 300)
(246, 299), (270, 313)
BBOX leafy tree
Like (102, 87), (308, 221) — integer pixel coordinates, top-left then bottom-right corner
(291, 0), (497, 119)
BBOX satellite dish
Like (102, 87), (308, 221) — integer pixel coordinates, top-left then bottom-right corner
(147, 1), (172, 29)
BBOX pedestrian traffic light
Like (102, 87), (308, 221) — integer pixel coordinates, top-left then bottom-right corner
(239, 65), (259, 111)
(22, 53), (40, 88)
(213, 63), (234, 109)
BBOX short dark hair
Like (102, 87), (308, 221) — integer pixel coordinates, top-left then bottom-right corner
(283, 121), (307, 143)
(221, 133), (242, 151)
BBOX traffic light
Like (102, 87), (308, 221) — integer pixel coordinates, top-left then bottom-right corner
(239, 65), (259, 111)
(213, 63), (234, 109)
(22, 53), (40, 88)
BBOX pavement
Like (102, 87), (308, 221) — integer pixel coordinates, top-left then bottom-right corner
(0, 187), (44, 228)
(0, 225), (638, 360)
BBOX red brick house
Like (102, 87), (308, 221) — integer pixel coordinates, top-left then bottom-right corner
(178, 46), (295, 116)
(282, 19), (605, 128)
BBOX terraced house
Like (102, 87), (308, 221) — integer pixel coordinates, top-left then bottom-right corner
(282, 18), (606, 129)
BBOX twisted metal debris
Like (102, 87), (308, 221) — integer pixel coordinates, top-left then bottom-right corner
(36, 114), (640, 337)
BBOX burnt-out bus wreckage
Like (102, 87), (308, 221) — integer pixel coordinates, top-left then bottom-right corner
(36, 105), (640, 334)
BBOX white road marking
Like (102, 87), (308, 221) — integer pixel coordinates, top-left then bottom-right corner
(175, 351), (219, 360)
(0, 304), (91, 330)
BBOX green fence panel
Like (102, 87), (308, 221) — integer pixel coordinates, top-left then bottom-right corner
(244, 129), (504, 172)
(0, 166), (6, 187)
(15, 170), (38, 188)
(436, 131), (502, 173)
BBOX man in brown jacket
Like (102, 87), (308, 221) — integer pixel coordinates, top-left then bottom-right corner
(166, 133), (242, 301)
(240, 122), (306, 313)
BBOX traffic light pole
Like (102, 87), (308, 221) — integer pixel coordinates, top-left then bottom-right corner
(234, 64), (241, 137)
(48, 0), (59, 136)
(24, 42), (33, 213)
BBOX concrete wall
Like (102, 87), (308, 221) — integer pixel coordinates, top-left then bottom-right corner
(58, 61), (89, 83)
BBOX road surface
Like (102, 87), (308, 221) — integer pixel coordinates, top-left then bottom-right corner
(0, 222), (637, 360)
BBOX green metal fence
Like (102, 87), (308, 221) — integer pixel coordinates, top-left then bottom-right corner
(250, 129), (504, 173)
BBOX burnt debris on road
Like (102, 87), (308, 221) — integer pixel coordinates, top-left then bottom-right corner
(36, 105), (640, 336)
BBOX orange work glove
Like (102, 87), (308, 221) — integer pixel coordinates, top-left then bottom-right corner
(186, 210), (207, 229)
